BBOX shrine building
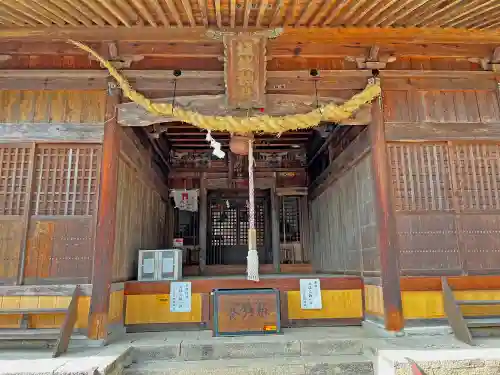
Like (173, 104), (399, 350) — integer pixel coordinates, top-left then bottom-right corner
(1, 0), (500, 346)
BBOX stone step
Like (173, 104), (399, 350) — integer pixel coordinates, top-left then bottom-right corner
(125, 355), (374, 375)
(131, 337), (364, 362)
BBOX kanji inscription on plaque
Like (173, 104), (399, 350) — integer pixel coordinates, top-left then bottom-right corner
(213, 289), (280, 336)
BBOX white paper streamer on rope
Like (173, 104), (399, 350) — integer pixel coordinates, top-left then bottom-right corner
(206, 131), (225, 159)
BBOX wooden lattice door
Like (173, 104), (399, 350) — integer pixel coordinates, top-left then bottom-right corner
(208, 196), (266, 265)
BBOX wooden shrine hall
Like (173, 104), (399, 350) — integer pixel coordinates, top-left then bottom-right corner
(2, 0), (500, 346)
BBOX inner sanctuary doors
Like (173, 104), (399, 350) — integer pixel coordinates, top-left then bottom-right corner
(208, 192), (268, 265)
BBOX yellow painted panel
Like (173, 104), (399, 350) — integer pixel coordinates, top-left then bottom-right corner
(34, 296), (57, 328)
(0, 296), (21, 328)
(0, 90), (106, 124)
(364, 285), (384, 316)
(108, 290), (124, 324)
(287, 290), (363, 320)
(402, 291), (445, 319)
(125, 294), (202, 325)
(402, 290), (500, 320)
(0, 295), (90, 329)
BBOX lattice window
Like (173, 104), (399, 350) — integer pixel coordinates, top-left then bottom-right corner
(452, 143), (500, 211)
(388, 143), (453, 212)
(211, 203), (238, 246)
(32, 145), (100, 216)
(279, 196), (301, 242)
(0, 146), (33, 216)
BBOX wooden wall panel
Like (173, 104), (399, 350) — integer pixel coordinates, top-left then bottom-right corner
(388, 143), (453, 212)
(396, 214), (461, 272)
(24, 217), (94, 282)
(0, 218), (23, 281)
(0, 90), (106, 124)
(417, 90), (500, 124)
(0, 144), (33, 282)
(389, 141), (500, 275)
(459, 214), (500, 272)
(451, 143), (500, 212)
(112, 157), (167, 282)
(310, 155), (375, 274)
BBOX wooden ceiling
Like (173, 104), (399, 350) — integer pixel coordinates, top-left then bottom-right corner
(0, 0), (499, 30)
(149, 122), (314, 150)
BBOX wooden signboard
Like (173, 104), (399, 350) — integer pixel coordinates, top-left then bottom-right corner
(213, 289), (281, 336)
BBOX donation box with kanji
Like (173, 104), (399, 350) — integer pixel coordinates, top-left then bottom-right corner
(212, 289), (281, 336)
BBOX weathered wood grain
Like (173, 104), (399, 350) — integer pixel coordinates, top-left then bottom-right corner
(0, 123), (104, 142)
(0, 90), (106, 124)
(386, 122), (500, 141)
(370, 92), (403, 332)
(88, 84), (121, 341)
(112, 157), (167, 281)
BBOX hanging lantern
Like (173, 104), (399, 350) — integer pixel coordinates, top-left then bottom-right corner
(230, 133), (253, 155)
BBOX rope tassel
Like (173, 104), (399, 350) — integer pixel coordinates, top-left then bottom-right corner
(246, 138), (259, 281)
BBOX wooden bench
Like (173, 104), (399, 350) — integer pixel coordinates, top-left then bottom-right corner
(442, 277), (500, 345)
(0, 286), (81, 357)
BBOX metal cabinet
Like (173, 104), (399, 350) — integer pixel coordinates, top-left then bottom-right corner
(137, 249), (183, 281)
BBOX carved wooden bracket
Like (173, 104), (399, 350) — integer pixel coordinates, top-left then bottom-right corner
(347, 45), (396, 69)
(207, 29), (283, 110)
(470, 47), (500, 72)
(90, 55), (144, 69)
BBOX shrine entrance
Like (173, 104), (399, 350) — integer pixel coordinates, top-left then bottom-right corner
(207, 190), (270, 266)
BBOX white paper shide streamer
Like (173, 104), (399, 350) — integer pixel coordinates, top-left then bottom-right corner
(206, 131), (225, 159)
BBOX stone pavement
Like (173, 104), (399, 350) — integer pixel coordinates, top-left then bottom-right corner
(2, 327), (500, 375)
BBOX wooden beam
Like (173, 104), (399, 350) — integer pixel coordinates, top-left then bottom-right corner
(369, 83), (403, 332)
(0, 123), (104, 143)
(385, 122), (500, 141)
(87, 80), (121, 341)
(3, 27), (500, 44)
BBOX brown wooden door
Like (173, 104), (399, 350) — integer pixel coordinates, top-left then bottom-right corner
(208, 195), (266, 265)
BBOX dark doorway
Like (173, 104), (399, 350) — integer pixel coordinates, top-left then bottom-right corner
(207, 190), (269, 265)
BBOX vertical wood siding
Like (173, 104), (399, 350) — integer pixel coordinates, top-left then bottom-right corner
(389, 142), (500, 274)
(112, 157), (167, 282)
(0, 90), (106, 124)
(310, 155), (377, 274)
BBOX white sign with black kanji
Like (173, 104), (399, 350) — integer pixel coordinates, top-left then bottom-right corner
(300, 279), (322, 310)
(170, 281), (192, 313)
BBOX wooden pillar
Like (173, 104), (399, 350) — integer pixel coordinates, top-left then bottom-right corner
(17, 143), (36, 285)
(199, 172), (207, 274)
(271, 175), (280, 272)
(88, 81), (121, 340)
(369, 82), (403, 332)
(299, 195), (311, 264)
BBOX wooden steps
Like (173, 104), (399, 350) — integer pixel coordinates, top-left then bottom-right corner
(0, 286), (82, 357)
(442, 277), (500, 345)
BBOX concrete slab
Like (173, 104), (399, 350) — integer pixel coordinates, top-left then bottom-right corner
(376, 348), (500, 375)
